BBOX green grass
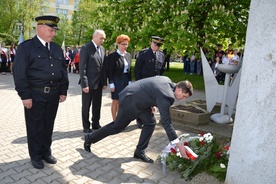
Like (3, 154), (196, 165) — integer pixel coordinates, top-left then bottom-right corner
(131, 61), (205, 91)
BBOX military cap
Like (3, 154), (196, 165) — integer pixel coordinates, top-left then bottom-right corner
(151, 36), (164, 46)
(152, 36), (164, 43)
(35, 15), (60, 30)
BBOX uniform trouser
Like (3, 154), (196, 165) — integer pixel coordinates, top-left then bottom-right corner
(81, 86), (102, 129)
(88, 96), (156, 153)
(24, 90), (59, 161)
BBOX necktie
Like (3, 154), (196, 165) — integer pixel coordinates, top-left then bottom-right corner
(97, 46), (101, 57)
(45, 42), (49, 51)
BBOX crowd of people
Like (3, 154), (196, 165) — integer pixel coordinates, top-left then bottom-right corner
(65, 45), (81, 74)
(0, 42), (83, 76)
(0, 42), (17, 75)
(183, 44), (243, 83)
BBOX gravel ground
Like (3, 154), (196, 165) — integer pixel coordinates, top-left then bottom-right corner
(190, 172), (224, 184)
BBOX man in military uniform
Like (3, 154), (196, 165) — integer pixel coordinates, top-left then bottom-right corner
(134, 36), (165, 128)
(13, 15), (69, 169)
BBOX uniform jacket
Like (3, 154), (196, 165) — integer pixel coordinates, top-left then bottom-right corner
(79, 41), (107, 89)
(119, 76), (178, 141)
(13, 35), (69, 100)
(107, 51), (132, 84)
(134, 47), (165, 80)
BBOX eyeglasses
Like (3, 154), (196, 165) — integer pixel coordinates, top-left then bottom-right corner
(120, 43), (128, 46)
(153, 41), (162, 47)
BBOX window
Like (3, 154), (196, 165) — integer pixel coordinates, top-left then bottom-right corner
(56, 0), (69, 5)
(56, 8), (68, 15)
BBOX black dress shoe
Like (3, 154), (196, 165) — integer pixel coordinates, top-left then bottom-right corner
(92, 125), (101, 130)
(84, 133), (92, 152)
(83, 128), (92, 133)
(134, 152), (154, 163)
(42, 155), (57, 164)
(31, 159), (44, 169)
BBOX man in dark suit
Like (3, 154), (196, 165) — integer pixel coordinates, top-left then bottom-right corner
(79, 30), (107, 133)
(134, 36), (165, 128)
(13, 15), (69, 169)
(84, 76), (193, 162)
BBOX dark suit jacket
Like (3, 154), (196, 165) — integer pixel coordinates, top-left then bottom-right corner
(107, 51), (132, 84)
(119, 76), (178, 141)
(79, 41), (107, 89)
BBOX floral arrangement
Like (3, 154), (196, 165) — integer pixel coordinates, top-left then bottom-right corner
(160, 132), (230, 181)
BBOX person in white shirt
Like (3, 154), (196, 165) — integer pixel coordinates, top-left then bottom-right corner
(229, 49), (239, 65)
(222, 49), (229, 64)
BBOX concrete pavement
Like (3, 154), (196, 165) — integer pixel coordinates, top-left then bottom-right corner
(0, 73), (226, 184)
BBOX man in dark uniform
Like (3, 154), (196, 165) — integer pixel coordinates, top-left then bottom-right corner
(134, 36), (165, 128)
(13, 15), (69, 169)
(84, 76), (193, 162)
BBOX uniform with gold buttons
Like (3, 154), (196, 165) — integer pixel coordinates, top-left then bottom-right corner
(13, 15), (69, 169)
(134, 36), (165, 80)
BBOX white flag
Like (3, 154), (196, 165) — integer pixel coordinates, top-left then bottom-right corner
(18, 31), (24, 45)
(61, 40), (65, 57)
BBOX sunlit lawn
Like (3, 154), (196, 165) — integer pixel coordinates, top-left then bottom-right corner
(131, 61), (205, 91)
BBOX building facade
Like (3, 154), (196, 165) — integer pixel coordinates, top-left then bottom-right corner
(27, 0), (79, 38)
(47, 0), (80, 21)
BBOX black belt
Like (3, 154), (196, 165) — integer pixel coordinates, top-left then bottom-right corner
(31, 86), (59, 93)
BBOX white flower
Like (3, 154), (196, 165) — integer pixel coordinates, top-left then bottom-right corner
(206, 136), (213, 143)
(203, 133), (213, 143)
(220, 163), (226, 168)
(199, 137), (204, 142)
(204, 133), (212, 138)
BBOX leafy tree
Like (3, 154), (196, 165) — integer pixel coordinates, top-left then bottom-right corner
(0, 0), (46, 44)
(72, 0), (250, 56)
(53, 15), (71, 46)
(0, 0), (19, 43)
(70, 0), (109, 46)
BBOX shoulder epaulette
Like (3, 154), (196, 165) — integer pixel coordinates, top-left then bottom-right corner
(139, 48), (148, 54)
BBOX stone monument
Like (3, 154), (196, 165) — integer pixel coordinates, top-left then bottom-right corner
(226, 0), (276, 183)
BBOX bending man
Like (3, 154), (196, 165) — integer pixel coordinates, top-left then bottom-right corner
(84, 76), (193, 162)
